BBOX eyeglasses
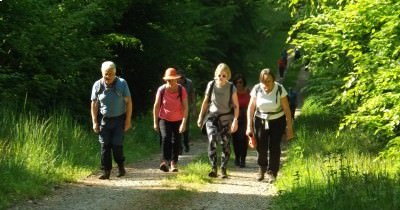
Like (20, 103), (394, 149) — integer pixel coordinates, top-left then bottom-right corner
(218, 74), (227, 78)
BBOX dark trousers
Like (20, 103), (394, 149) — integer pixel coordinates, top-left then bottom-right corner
(232, 109), (248, 164)
(99, 114), (126, 170)
(159, 119), (182, 163)
(254, 115), (286, 176)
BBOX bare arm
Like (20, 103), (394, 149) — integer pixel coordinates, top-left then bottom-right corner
(197, 95), (209, 128)
(246, 95), (257, 136)
(153, 93), (161, 132)
(91, 101), (99, 133)
(230, 91), (239, 133)
(281, 96), (294, 140)
(124, 96), (133, 132)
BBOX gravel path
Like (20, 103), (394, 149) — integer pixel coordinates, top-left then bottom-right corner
(9, 137), (278, 210)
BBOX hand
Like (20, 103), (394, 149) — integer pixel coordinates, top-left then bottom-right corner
(286, 127), (294, 140)
(93, 122), (100, 133)
(153, 123), (159, 132)
(124, 121), (131, 132)
(197, 117), (202, 128)
(230, 119), (238, 133)
(179, 123), (186, 133)
(246, 127), (253, 137)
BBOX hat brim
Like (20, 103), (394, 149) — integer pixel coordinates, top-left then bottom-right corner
(163, 75), (181, 80)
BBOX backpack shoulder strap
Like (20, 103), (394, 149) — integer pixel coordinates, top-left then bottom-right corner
(95, 79), (105, 97)
(178, 84), (183, 104)
(206, 80), (215, 104)
(159, 84), (166, 104)
(276, 84), (282, 103)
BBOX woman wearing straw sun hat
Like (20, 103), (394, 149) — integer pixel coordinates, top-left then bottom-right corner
(153, 68), (188, 172)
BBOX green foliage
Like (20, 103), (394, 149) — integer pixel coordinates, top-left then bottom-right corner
(287, 0), (400, 155)
(274, 97), (400, 210)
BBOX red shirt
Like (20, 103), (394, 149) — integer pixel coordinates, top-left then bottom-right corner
(237, 90), (250, 109)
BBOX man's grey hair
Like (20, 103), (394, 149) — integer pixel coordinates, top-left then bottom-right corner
(101, 61), (116, 73)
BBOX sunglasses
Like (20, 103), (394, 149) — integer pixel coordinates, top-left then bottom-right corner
(236, 80), (243, 84)
(218, 74), (227, 78)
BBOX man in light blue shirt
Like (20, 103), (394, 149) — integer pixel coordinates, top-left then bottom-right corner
(91, 61), (133, 179)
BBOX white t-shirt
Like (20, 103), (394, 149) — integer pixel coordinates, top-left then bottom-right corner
(250, 82), (287, 120)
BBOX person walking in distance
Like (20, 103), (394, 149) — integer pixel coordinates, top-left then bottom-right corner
(177, 69), (196, 153)
(153, 68), (188, 172)
(232, 74), (251, 168)
(197, 63), (239, 178)
(246, 68), (294, 183)
(91, 61), (133, 179)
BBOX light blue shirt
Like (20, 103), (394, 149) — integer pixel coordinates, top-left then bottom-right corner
(91, 77), (131, 117)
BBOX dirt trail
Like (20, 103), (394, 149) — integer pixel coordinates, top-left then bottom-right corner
(10, 59), (309, 210)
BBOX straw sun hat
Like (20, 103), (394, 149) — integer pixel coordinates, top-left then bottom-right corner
(163, 68), (181, 80)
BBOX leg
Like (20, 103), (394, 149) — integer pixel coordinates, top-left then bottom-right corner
(232, 132), (241, 166)
(171, 121), (182, 172)
(254, 117), (268, 181)
(268, 116), (286, 177)
(206, 120), (218, 177)
(159, 119), (172, 172)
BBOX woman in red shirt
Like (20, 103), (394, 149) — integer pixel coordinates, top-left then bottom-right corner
(232, 74), (251, 168)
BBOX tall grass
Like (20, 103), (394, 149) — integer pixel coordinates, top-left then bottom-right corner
(0, 107), (162, 210)
(273, 96), (400, 210)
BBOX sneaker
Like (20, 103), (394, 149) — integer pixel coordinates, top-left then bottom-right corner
(170, 161), (178, 172)
(266, 171), (277, 183)
(208, 167), (218, 178)
(256, 168), (266, 181)
(221, 167), (228, 179)
(234, 159), (240, 167)
(184, 145), (190, 153)
(159, 161), (169, 172)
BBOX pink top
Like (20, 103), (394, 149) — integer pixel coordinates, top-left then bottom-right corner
(157, 86), (187, 122)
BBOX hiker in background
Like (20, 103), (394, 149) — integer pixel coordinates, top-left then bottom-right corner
(232, 74), (251, 168)
(177, 69), (196, 153)
(287, 87), (297, 120)
(197, 63), (239, 178)
(294, 47), (301, 60)
(246, 68), (294, 183)
(277, 57), (286, 80)
(153, 68), (188, 172)
(91, 61), (133, 179)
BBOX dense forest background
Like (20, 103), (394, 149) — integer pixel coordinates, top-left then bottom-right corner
(0, 0), (287, 118)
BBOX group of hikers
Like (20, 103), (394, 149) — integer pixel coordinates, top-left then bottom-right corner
(90, 58), (296, 183)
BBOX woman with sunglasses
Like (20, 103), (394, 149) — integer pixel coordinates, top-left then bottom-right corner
(197, 63), (239, 178)
(232, 74), (251, 168)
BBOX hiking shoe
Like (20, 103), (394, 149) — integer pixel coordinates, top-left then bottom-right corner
(221, 167), (228, 179)
(170, 161), (178, 172)
(116, 164), (126, 177)
(99, 170), (111, 180)
(184, 145), (190, 153)
(159, 161), (169, 172)
(266, 171), (277, 183)
(208, 167), (218, 178)
(256, 167), (266, 182)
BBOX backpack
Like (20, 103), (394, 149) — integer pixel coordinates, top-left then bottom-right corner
(159, 84), (183, 104)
